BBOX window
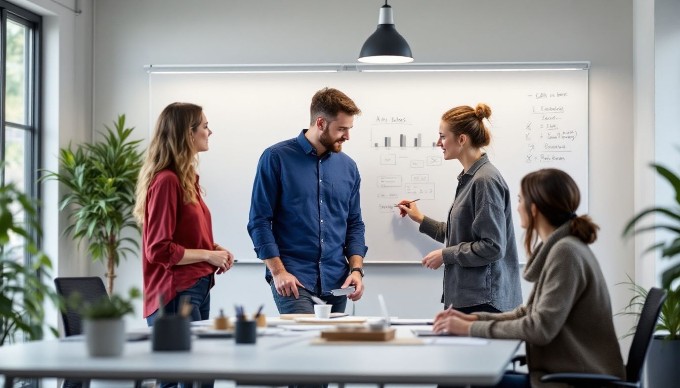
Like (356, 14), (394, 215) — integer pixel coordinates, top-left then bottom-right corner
(1, 1), (40, 199)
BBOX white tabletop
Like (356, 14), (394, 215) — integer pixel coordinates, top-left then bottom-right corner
(0, 326), (520, 386)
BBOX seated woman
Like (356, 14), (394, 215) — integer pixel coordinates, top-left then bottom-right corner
(433, 168), (625, 388)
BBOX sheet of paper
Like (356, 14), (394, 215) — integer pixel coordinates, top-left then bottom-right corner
(423, 337), (489, 346)
(391, 318), (433, 325)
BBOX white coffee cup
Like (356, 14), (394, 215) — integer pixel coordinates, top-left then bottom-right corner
(314, 304), (332, 319)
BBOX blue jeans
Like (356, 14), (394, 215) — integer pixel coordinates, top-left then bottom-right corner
(146, 275), (212, 325)
(146, 275), (213, 388)
(269, 281), (348, 314)
(269, 281), (345, 388)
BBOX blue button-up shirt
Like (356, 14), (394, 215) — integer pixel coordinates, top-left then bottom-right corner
(247, 130), (368, 295)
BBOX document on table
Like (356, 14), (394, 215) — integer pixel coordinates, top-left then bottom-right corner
(390, 318), (433, 325)
(422, 337), (489, 346)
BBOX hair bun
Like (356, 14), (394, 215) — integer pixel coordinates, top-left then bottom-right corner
(475, 103), (492, 120)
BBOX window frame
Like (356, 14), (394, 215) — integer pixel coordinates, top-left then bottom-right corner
(0, 0), (42, 260)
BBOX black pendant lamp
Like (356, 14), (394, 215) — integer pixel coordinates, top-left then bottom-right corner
(358, 1), (413, 64)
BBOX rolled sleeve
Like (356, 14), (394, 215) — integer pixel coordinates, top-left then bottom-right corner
(144, 173), (186, 268)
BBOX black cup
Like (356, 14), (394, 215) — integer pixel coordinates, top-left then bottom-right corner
(234, 320), (257, 344)
(152, 315), (191, 351)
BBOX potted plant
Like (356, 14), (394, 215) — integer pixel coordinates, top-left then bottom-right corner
(622, 159), (680, 387)
(70, 287), (140, 357)
(43, 115), (144, 294)
(0, 172), (58, 346)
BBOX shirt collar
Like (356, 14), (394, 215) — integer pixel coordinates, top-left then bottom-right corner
(297, 129), (315, 155)
(297, 129), (333, 159)
(457, 153), (489, 180)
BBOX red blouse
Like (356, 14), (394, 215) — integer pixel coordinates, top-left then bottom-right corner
(142, 170), (216, 317)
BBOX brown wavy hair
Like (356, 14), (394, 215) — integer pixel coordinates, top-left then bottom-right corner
(309, 87), (361, 124)
(134, 102), (204, 224)
(520, 168), (598, 255)
(441, 103), (492, 148)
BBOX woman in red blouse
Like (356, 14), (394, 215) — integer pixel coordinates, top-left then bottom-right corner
(134, 102), (234, 325)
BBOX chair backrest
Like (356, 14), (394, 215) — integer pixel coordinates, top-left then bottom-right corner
(54, 276), (108, 336)
(625, 287), (667, 383)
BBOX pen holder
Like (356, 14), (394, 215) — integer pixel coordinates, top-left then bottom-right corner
(234, 320), (257, 344)
(152, 315), (191, 352)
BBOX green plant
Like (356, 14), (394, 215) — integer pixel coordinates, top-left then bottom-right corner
(623, 159), (680, 340)
(43, 115), (144, 294)
(70, 287), (141, 320)
(0, 176), (59, 345)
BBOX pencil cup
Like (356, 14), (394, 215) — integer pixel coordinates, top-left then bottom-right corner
(234, 320), (257, 344)
(152, 315), (191, 352)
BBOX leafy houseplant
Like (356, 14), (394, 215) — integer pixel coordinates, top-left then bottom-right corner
(0, 174), (58, 346)
(71, 286), (141, 320)
(622, 159), (680, 387)
(623, 161), (680, 340)
(43, 115), (144, 294)
(69, 287), (140, 357)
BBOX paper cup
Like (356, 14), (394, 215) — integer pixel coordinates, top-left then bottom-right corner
(314, 304), (332, 319)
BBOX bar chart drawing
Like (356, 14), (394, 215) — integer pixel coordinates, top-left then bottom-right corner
(371, 127), (427, 149)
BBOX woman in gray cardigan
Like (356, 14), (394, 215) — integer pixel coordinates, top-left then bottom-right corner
(433, 168), (625, 388)
(399, 103), (522, 313)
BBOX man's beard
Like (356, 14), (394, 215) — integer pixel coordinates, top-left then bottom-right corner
(320, 124), (343, 153)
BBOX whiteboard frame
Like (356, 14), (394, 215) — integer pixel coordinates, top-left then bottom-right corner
(145, 62), (590, 74)
(147, 62), (590, 264)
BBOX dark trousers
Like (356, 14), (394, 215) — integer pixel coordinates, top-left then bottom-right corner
(146, 275), (213, 388)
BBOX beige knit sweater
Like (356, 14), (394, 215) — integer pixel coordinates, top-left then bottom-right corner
(470, 223), (625, 387)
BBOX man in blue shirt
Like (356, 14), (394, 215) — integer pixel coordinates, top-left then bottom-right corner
(247, 87), (368, 315)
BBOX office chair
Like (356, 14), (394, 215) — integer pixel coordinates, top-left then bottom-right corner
(54, 276), (109, 337)
(540, 287), (667, 387)
(54, 276), (145, 388)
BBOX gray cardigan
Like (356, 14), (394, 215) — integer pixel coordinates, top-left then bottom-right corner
(419, 154), (522, 311)
(470, 223), (625, 387)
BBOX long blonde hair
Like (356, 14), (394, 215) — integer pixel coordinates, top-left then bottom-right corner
(134, 102), (203, 224)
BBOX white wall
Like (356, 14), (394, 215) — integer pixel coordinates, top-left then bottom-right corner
(86, 0), (641, 333)
(654, 0), (680, 286)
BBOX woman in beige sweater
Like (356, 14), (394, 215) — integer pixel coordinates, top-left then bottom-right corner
(433, 168), (625, 388)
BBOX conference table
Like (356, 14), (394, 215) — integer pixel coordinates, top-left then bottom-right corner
(0, 323), (520, 387)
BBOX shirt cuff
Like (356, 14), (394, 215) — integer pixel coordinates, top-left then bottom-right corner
(255, 243), (280, 260)
(345, 244), (368, 258)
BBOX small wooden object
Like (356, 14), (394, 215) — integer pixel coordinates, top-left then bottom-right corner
(214, 309), (230, 330)
(320, 327), (396, 342)
(255, 313), (266, 328)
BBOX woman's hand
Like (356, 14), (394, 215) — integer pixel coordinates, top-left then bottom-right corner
(432, 316), (474, 336)
(433, 307), (477, 336)
(434, 307), (478, 322)
(422, 249), (444, 269)
(206, 247), (234, 274)
(397, 200), (424, 223)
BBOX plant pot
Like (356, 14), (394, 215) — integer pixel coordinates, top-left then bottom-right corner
(644, 336), (680, 388)
(83, 318), (125, 357)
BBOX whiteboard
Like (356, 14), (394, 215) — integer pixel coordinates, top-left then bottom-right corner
(148, 66), (588, 263)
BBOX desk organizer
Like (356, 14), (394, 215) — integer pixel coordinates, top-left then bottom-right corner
(152, 315), (191, 351)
